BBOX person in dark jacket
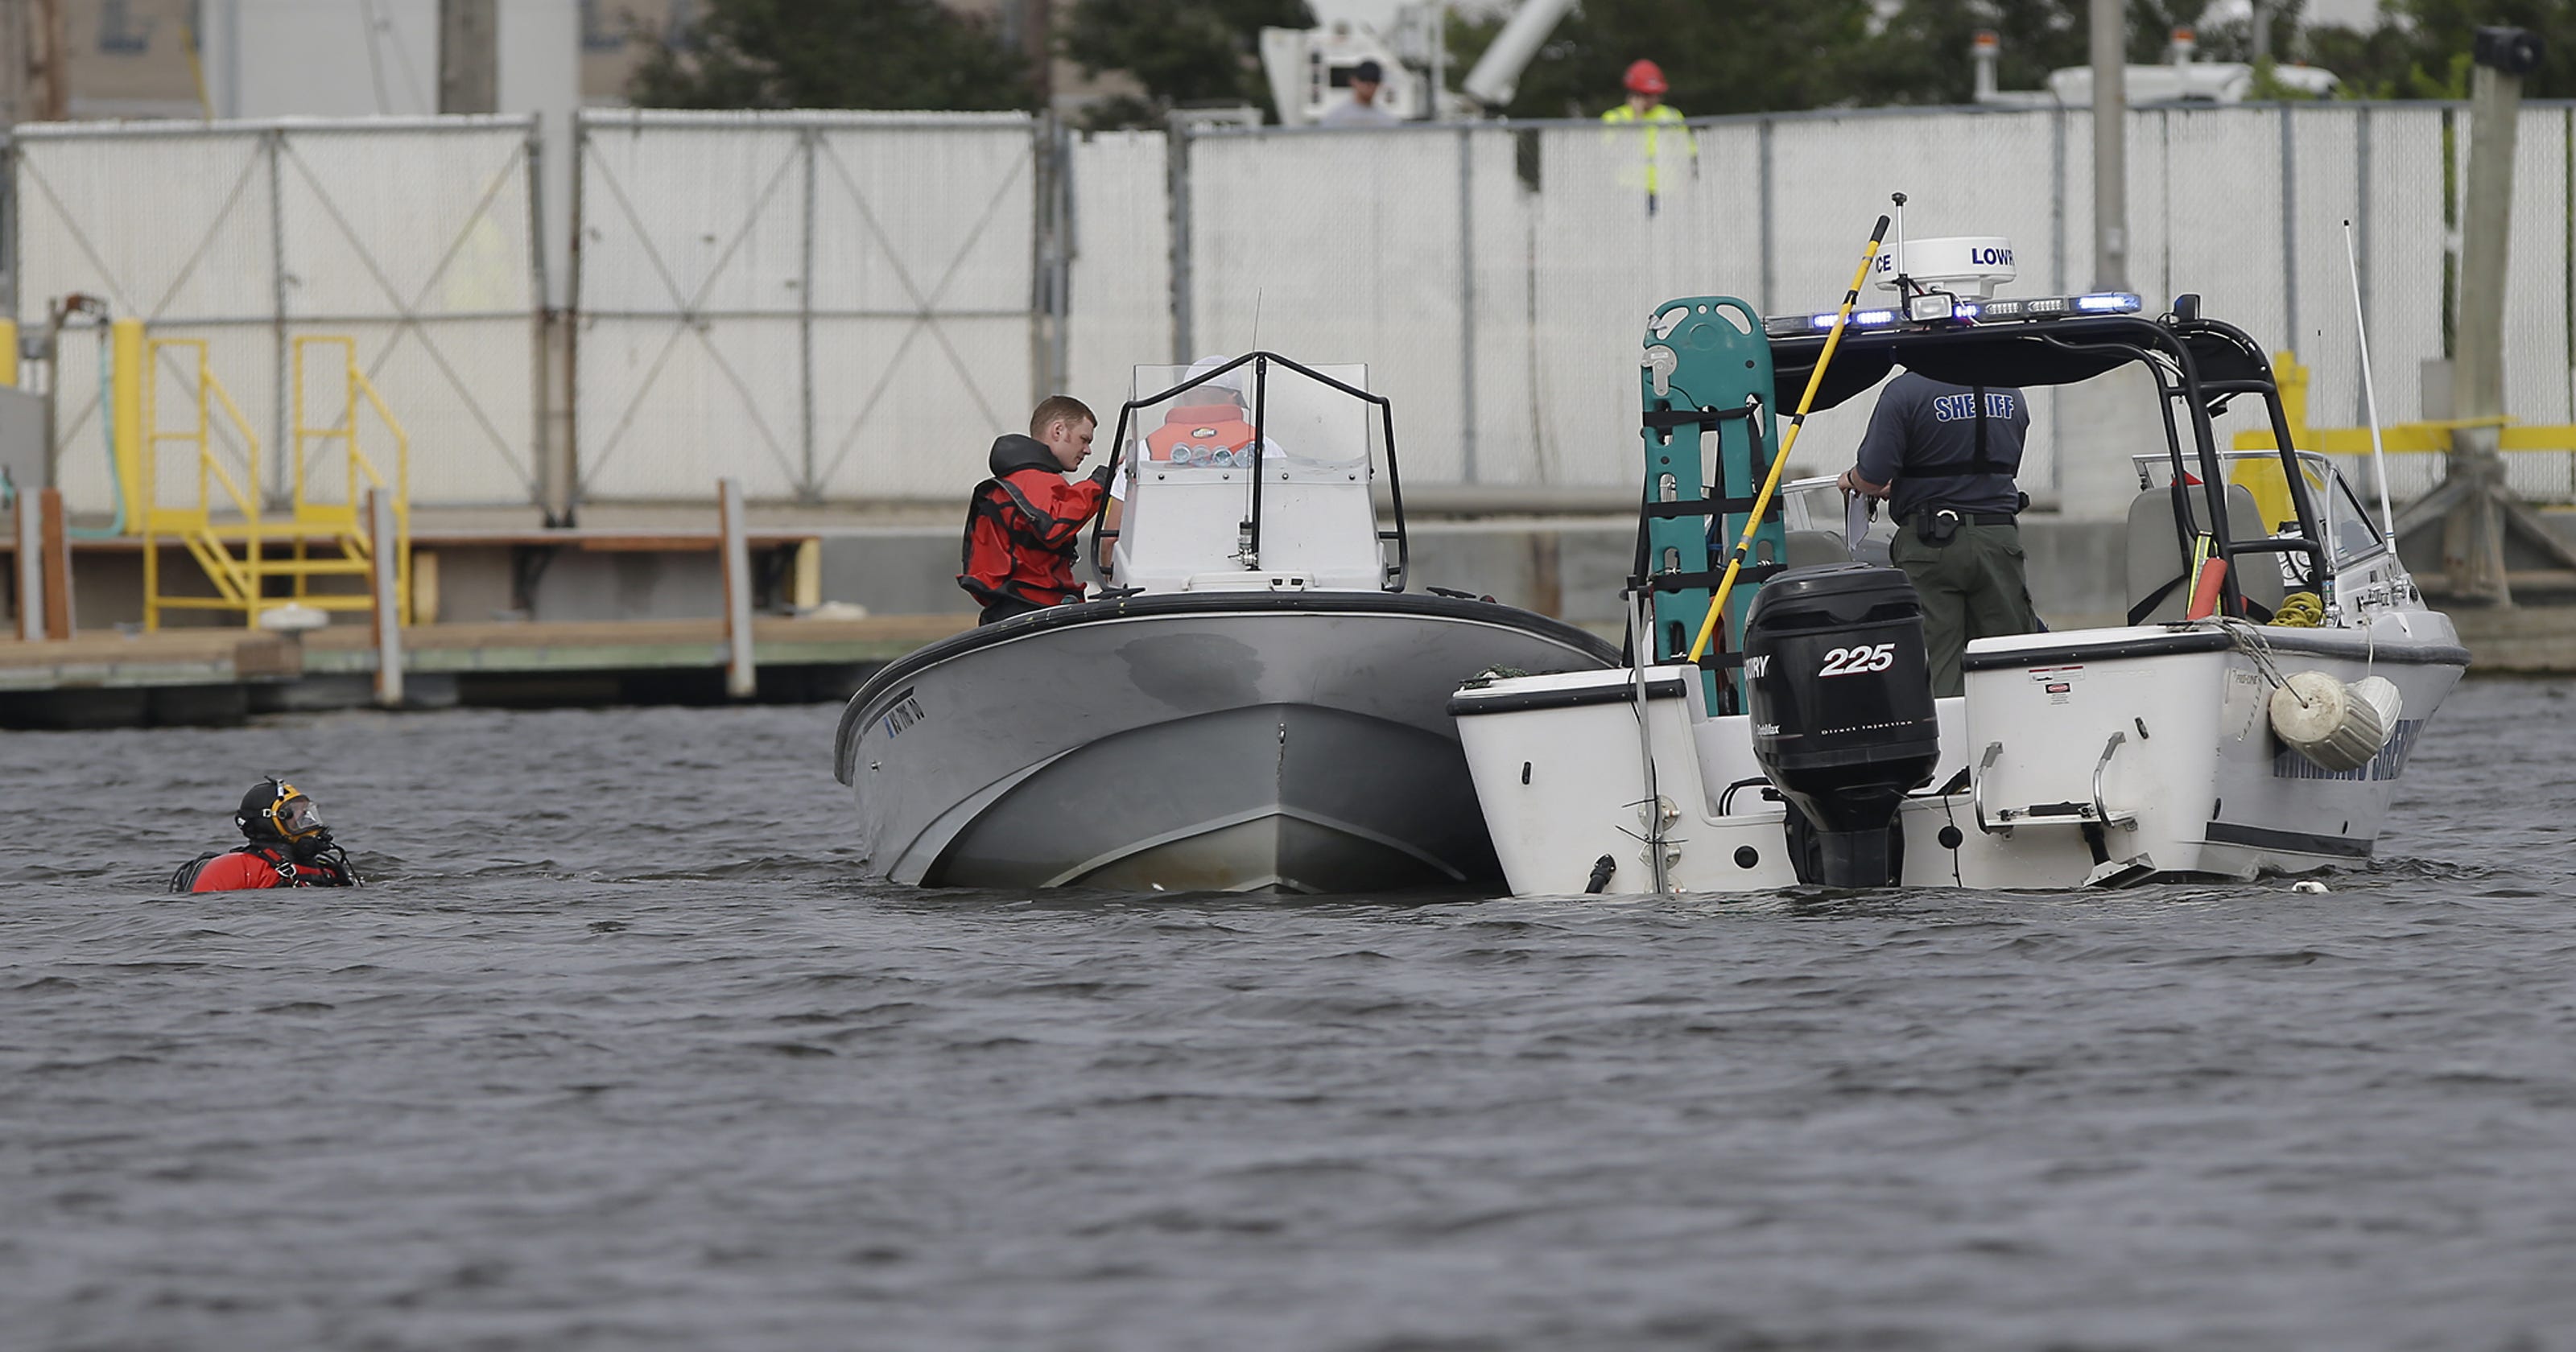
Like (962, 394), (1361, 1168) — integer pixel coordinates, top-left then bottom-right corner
(169, 777), (363, 892)
(1838, 371), (2041, 697)
(958, 395), (1113, 624)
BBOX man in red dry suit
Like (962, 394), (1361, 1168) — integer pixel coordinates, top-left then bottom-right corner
(957, 395), (1114, 625)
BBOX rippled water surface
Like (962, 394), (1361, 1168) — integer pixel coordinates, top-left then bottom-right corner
(6, 678), (2575, 1350)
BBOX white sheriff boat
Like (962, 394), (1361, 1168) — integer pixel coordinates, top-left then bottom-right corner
(1449, 280), (2468, 895)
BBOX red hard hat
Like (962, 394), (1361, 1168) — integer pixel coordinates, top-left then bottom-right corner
(1624, 60), (1668, 96)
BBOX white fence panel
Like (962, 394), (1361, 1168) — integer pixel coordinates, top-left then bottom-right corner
(574, 110), (1034, 505)
(2359, 107), (2452, 429)
(1527, 120), (1761, 488)
(2164, 109), (2294, 455)
(574, 114), (807, 504)
(2503, 106), (2574, 502)
(278, 125), (539, 506)
(2285, 107), (2363, 438)
(1066, 130), (1171, 422)
(810, 120), (1035, 501)
(1147, 105), (2557, 502)
(1187, 126), (1472, 481)
(1770, 110), (2069, 488)
(1463, 127), (1537, 485)
(12, 118), (542, 512)
(18, 104), (2562, 517)
(15, 126), (278, 513)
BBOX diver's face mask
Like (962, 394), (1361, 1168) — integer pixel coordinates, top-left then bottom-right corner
(276, 793), (340, 862)
(257, 782), (331, 847)
(277, 794), (325, 840)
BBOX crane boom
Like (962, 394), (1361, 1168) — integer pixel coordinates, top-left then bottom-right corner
(1461, 0), (1578, 110)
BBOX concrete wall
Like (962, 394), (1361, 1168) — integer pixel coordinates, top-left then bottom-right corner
(809, 515), (2143, 631)
(201, 0), (440, 117)
(41, 509), (2576, 640)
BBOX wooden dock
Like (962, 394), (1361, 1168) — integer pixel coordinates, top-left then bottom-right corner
(0, 615), (968, 728)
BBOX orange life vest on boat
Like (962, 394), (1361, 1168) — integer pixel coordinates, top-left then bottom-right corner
(1145, 405), (1259, 469)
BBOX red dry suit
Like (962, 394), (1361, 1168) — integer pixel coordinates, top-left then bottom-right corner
(171, 843), (359, 892)
(957, 433), (1109, 611)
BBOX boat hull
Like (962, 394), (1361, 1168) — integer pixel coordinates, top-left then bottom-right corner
(836, 592), (1619, 892)
(1452, 615), (2471, 896)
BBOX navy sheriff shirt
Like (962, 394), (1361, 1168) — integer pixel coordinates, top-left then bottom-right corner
(1853, 371), (2029, 522)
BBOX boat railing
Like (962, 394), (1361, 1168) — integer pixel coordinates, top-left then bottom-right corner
(1095, 351), (1410, 592)
(1761, 301), (2340, 621)
(2031, 316), (2334, 618)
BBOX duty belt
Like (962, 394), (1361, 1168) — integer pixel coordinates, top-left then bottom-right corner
(1901, 509), (2019, 528)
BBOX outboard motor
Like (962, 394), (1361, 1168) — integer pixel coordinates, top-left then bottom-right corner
(1743, 563), (1942, 887)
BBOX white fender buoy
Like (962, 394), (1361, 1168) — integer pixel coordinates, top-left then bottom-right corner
(2351, 675), (2403, 732)
(2269, 671), (2401, 772)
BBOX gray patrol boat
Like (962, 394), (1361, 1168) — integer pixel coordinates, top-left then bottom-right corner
(832, 354), (1618, 892)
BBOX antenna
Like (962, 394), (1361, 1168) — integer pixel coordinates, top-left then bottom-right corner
(2342, 218), (2398, 538)
(1251, 287), (1264, 356)
(1890, 192), (1909, 296)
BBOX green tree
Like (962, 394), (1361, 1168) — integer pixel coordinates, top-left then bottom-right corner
(629, 0), (1033, 111)
(1848, 0), (2326, 105)
(1449, 0), (1876, 118)
(1063, 0), (1311, 127)
(2347, 0), (2576, 98)
(1847, 0), (2085, 105)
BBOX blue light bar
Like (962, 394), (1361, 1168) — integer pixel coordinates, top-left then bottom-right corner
(2075, 291), (2143, 313)
(1808, 307), (1900, 330)
(1762, 291), (2143, 335)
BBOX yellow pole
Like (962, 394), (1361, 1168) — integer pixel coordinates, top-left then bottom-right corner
(111, 318), (145, 536)
(1686, 214), (1891, 664)
(793, 538), (822, 610)
(0, 319), (19, 386)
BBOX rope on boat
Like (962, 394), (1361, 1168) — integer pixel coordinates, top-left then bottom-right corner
(2216, 616), (2302, 699)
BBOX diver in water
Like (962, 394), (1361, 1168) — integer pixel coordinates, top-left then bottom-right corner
(168, 777), (363, 892)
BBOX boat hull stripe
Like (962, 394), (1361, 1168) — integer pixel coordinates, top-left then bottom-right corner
(2203, 819), (2375, 859)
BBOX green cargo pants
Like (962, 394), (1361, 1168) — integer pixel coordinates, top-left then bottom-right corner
(1889, 520), (2041, 698)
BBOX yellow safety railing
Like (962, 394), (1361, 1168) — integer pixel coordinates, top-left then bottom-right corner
(2230, 350), (2576, 526)
(136, 334), (412, 629)
(291, 335), (411, 620)
(141, 337), (266, 629)
(2231, 352), (2573, 457)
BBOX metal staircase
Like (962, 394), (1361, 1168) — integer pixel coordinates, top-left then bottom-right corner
(141, 336), (409, 630)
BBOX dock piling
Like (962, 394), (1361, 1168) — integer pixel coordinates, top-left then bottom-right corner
(368, 487), (403, 707)
(38, 488), (70, 640)
(719, 476), (756, 699)
(13, 488), (40, 641)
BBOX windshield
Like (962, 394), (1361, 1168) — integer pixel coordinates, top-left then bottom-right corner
(2133, 451), (2384, 567)
(1122, 360), (1373, 477)
(1779, 475), (1895, 565)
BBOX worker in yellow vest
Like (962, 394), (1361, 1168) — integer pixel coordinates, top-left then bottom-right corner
(1600, 59), (1693, 215)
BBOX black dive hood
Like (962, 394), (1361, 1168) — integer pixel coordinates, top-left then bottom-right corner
(988, 434), (1061, 478)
